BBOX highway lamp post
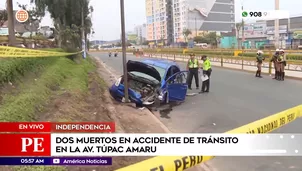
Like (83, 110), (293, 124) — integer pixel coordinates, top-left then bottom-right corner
(81, 6), (86, 59)
(241, 5), (244, 49)
(120, 0), (129, 103)
(274, 0), (280, 49)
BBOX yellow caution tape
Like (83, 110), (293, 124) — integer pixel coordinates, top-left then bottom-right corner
(115, 105), (302, 171)
(0, 46), (82, 58)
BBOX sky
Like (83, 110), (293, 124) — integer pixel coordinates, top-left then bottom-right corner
(1, 0), (302, 41)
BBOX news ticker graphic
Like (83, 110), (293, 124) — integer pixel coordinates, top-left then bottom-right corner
(1, 133), (302, 156)
(0, 122), (115, 133)
(0, 157), (112, 165)
(241, 10), (289, 20)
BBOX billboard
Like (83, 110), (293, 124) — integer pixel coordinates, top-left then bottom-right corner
(187, 0), (235, 32)
(238, 23), (266, 38)
(266, 25), (287, 34)
(127, 34), (137, 41)
(0, 28), (8, 36)
(293, 30), (302, 39)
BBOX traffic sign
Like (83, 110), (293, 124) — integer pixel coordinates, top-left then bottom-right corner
(15, 9), (29, 23)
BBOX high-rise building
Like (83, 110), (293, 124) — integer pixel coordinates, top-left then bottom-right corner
(134, 24), (147, 44)
(174, 0), (235, 42)
(146, 0), (235, 44)
(146, 0), (174, 45)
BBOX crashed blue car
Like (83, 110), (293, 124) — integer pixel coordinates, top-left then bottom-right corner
(109, 59), (188, 106)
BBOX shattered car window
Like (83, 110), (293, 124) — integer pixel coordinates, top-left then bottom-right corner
(152, 66), (166, 79)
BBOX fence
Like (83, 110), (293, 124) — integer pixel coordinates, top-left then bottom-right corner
(141, 53), (302, 74)
(116, 104), (302, 171)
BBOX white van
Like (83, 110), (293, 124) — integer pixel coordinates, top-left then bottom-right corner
(195, 43), (208, 49)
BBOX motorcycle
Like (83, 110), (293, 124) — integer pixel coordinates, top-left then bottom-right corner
(109, 53), (112, 57)
(114, 53), (118, 57)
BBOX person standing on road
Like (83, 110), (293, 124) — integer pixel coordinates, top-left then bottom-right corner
(271, 49), (279, 79)
(278, 49), (286, 81)
(255, 50), (264, 78)
(200, 55), (212, 93)
(186, 53), (200, 90)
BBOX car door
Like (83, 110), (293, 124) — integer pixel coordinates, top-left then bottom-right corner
(165, 71), (188, 102)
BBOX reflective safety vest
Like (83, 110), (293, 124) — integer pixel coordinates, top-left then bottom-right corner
(188, 59), (199, 68)
(203, 59), (211, 71)
(278, 55), (283, 62)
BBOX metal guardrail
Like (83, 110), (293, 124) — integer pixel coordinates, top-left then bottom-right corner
(116, 105), (302, 171)
(143, 53), (302, 73)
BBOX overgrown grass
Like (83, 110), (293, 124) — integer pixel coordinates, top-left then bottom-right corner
(0, 51), (101, 171)
(0, 55), (95, 121)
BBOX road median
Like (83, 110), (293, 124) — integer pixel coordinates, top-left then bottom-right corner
(137, 53), (302, 79)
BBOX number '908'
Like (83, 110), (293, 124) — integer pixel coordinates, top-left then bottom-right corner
(249, 12), (262, 17)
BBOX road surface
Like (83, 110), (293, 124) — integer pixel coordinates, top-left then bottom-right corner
(93, 52), (302, 171)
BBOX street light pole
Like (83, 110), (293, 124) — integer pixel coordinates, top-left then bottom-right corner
(195, 17), (197, 37)
(274, 0), (279, 49)
(241, 5), (244, 49)
(7, 0), (16, 46)
(81, 6), (86, 59)
(120, 0), (129, 103)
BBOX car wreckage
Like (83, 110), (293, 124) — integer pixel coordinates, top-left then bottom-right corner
(109, 59), (188, 107)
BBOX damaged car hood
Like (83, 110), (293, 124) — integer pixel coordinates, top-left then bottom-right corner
(127, 60), (162, 82)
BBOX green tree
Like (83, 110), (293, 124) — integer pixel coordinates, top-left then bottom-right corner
(31, 0), (93, 49)
(182, 28), (192, 42)
(194, 36), (207, 43)
(17, 3), (44, 39)
(236, 22), (244, 49)
(194, 32), (219, 47)
(0, 9), (8, 27)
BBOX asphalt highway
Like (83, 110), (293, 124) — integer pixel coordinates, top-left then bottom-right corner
(93, 52), (302, 171)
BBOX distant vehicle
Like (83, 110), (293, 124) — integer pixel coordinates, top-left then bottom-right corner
(195, 43), (208, 49)
(109, 59), (188, 106)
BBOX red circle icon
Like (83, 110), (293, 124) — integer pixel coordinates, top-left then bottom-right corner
(15, 9), (29, 23)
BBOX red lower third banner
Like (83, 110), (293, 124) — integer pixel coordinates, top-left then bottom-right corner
(0, 122), (115, 133)
(0, 134), (51, 156)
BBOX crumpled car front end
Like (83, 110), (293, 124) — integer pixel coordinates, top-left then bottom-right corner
(109, 60), (162, 106)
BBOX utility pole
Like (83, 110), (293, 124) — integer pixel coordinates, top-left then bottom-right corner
(241, 5), (244, 49)
(81, 6), (86, 59)
(195, 17), (197, 37)
(7, 0), (16, 46)
(274, 0), (280, 49)
(120, 0), (129, 103)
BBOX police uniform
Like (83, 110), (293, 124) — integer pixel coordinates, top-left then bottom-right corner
(200, 55), (212, 93)
(279, 49), (286, 81)
(186, 54), (200, 90)
(256, 50), (264, 78)
(271, 49), (279, 79)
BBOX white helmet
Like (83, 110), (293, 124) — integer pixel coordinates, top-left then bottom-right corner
(275, 49), (280, 52)
(279, 49), (284, 52)
(257, 50), (263, 54)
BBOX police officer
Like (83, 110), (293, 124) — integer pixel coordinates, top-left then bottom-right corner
(256, 50), (264, 78)
(186, 53), (200, 90)
(278, 49), (286, 81)
(270, 49), (279, 79)
(200, 55), (212, 93)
